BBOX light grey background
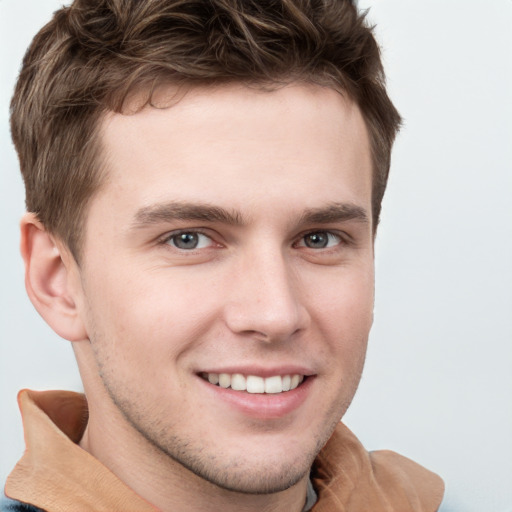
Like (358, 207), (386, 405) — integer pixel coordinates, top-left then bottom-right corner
(1, 1), (511, 511)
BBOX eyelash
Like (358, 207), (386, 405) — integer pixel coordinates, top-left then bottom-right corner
(158, 229), (349, 252)
(294, 231), (344, 250)
(159, 229), (216, 251)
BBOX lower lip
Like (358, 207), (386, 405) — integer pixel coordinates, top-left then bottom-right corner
(197, 375), (315, 419)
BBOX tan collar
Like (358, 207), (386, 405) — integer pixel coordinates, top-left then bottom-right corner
(5, 390), (157, 512)
(311, 422), (444, 511)
(5, 390), (444, 512)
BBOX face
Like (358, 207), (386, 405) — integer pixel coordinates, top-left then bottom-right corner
(74, 83), (374, 494)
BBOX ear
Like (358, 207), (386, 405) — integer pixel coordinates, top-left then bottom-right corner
(20, 213), (87, 342)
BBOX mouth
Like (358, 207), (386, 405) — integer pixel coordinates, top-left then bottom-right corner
(199, 372), (306, 394)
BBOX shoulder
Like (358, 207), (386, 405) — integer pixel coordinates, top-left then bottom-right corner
(0, 497), (45, 512)
(312, 424), (444, 512)
(369, 449), (445, 511)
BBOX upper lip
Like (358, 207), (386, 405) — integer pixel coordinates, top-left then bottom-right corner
(196, 365), (315, 378)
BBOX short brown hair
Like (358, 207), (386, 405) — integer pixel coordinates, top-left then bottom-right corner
(11, 0), (401, 260)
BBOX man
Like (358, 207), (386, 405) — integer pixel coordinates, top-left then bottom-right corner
(3, 0), (444, 510)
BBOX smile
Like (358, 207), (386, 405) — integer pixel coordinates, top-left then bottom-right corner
(200, 373), (305, 394)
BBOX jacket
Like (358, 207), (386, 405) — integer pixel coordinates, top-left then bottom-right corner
(4, 390), (444, 511)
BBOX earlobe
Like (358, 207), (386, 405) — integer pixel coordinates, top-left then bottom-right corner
(20, 213), (87, 342)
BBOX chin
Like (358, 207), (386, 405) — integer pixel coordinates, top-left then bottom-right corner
(123, 409), (321, 495)
(172, 449), (314, 495)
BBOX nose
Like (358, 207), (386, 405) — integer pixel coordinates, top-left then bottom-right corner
(223, 248), (310, 343)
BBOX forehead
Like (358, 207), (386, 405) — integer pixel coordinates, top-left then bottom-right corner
(94, 83), (372, 226)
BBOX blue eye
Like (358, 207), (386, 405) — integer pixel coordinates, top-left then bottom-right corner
(167, 232), (212, 250)
(300, 232), (341, 249)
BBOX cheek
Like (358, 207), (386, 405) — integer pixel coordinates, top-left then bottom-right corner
(81, 268), (222, 368)
(312, 268), (374, 328)
(308, 268), (373, 367)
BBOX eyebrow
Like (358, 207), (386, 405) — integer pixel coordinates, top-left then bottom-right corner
(298, 202), (370, 226)
(131, 200), (369, 229)
(132, 201), (245, 228)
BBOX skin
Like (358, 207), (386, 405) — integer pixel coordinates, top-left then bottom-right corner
(23, 83), (375, 512)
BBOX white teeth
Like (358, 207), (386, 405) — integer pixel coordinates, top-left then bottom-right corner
(202, 372), (305, 394)
(231, 373), (246, 391)
(264, 375), (283, 394)
(290, 374), (300, 389)
(219, 373), (230, 388)
(246, 375), (265, 393)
